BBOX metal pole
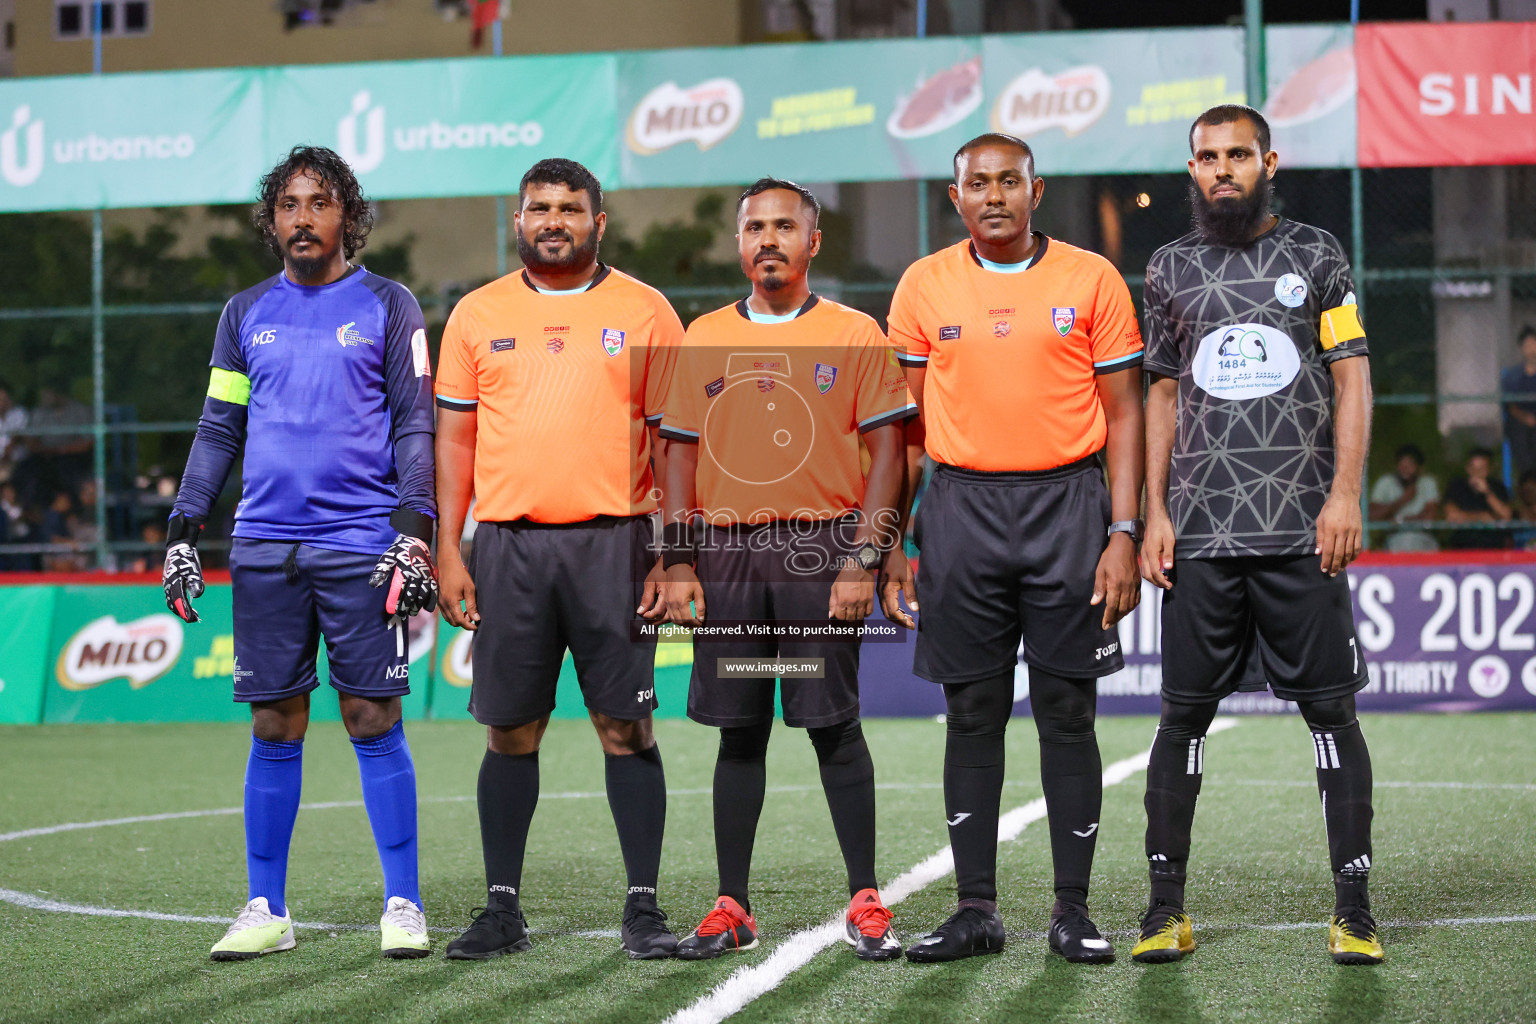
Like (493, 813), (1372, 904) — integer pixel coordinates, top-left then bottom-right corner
(91, 2), (109, 570)
(1350, 4), (1369, 547)
(915, 0), (929, 259)
(493, 19), (508, 278)
(1243, 0), (1265, 109)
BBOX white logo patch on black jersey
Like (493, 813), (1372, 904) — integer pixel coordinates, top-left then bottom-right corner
(1191, 322), (1300, 400)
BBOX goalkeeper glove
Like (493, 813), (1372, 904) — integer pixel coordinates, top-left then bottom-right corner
(163, 513), (206, 624)
(370, 509), (439, 617)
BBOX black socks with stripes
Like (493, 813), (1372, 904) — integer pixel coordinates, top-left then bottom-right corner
(1143, 699), (1220, 908)
(1300, 698), (1374, 911)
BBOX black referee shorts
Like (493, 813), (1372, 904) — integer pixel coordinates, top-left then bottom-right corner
(1160, 554), (1368, 705)
(687, 518), (862, 730)
(912, 457), (1124, 683)
(467, 515), (658, 726)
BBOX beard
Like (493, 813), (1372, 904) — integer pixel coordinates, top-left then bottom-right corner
(1189, 174), (1274, 248)
(516, 228), (600, 274)
(744, 250), (808, 293)
(282, 229), (332, 279)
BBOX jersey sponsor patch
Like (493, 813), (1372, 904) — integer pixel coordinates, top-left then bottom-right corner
(1274, 273), (1309, 308)
(546, 337), (565, 353)
(1052, 307), (1075, 336)
(601, 327), (626, 356)
(1192, 322), (1301, 399)
(992, 320), (1011, 337)
(815, 362), (838, 394)
(491, 337), (516, 353)
(411, 328), (431, 377)
(336, 321), (376, 347)
(939, 325), (962, 340)
(252, 329), (276, 346)
(705, 376), (725, 398)
(1319, 303), (1365, 351)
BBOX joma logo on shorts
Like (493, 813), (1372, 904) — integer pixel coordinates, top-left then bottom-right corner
(1095, 642), (1120, 660)
(636, 688), (654, 703)
(385, 664), (410, 680)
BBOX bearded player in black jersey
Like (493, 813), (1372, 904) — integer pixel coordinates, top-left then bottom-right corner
(1134, 105), (1382, 966)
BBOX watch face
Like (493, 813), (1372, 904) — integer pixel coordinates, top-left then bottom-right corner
(856, 545), (881, 570)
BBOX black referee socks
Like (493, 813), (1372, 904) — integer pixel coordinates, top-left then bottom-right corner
(478, 748), (539, 909)
(714, 722), (772, 913)
(808, 719), (879, 897)
(1030, 671), (1103, 908)
(942, 675), (1012, 903)
(605, 744), (667, 903)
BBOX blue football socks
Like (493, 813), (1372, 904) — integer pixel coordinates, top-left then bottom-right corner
(244, 734), (304, 918)
(351, 720), (422, 909)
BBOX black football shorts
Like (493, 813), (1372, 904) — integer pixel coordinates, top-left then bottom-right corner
(1160, 553), (1368, 704)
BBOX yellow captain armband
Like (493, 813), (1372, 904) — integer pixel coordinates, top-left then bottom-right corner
(207, 367), (251, 406)
(1319, 303), (1365, 352)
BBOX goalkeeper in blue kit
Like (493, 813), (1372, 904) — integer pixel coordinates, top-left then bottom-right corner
(164, 147), (440, 961)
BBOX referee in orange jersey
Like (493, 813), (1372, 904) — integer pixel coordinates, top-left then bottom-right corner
(886, 134), (1145, 964)
(434, 159), (682, 961)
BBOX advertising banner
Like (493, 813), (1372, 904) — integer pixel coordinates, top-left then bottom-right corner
(41, 584), (432, 724)
(0, 586), (58, 724)
(981, 28), (1246, 176)
(1264, 24), (1357, 169)
(863, 562), (1536, 718)
(265, 55), (620, 201)
(1357, 22), (1536, 168)
(0, 68), (265, 212)
(617, 37), (985, 188)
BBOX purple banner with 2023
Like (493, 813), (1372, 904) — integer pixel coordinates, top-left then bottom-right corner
(857, 554), (1536, 717)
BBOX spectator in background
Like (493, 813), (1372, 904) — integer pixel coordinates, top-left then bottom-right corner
(1512, 470), (1536, 552)
(129, 522), (167, 574)
(1368, 443), (1441, 551)
(1502, 326), (1536, 480)
(17, 388), (93, 504)
(0, 385), (30, 474)
(1443, 448), (1515, 550)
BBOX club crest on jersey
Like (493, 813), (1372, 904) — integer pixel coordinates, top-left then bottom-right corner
(336, 322), (376, 347)
(601, 327), (626, 356)
(1051, 307), (1075, 337)
(815, 362), (838, 394)
(1275, 273), (1308, 308)
(992, 320), (1012, 338)
(705, 376), (725, 398)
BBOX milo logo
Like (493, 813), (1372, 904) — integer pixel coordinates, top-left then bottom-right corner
(56, 614), (185, 691)
(993, 65), (1111, 138)
(627, 78), (743, 155)
(441, 629), (474, 688)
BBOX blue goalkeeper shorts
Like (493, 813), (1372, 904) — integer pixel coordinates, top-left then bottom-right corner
(229, 538), (410, 703)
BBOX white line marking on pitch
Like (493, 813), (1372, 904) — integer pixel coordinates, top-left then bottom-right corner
(662, 718), (1241, 1024)
(1220, 779), (1536, 792)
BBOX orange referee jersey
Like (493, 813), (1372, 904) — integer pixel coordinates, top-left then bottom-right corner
(435, 265), (681, 523)
(887, 235), (1142, 472)
(659, 295), (914, 525)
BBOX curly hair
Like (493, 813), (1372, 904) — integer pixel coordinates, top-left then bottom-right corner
(253, 145), (373, 260)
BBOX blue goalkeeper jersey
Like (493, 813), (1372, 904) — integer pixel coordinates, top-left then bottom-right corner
(176, 266), (436, 555)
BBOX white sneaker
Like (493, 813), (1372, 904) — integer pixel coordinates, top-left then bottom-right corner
(210, 897), (296, 961)
(381, 896), (431, 959)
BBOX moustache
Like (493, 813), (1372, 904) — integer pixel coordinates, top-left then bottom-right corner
(286, 230), (321, 247)
(754, 250), (787, 264)
(536, 231), (574, 245)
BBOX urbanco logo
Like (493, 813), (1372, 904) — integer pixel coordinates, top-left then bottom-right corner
(1, 106), (45, 187)
(339, 91), (386, 174)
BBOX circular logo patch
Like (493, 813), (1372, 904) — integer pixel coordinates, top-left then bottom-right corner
(1190, 322), (1301, 400)
(1468, 654), (1510, 699)
(1275, 273), (1308, 308)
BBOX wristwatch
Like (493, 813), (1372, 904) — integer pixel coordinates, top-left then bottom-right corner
(841, 544), (881, 572)
(1107, 519), (1145, 544)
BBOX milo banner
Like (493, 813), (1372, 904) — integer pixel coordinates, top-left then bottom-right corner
(616, 37), (985, 188)
(41, 583), (433, 724)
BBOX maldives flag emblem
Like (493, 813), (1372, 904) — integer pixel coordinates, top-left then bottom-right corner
(1052, 307), (1075, 337)
(815, 363), (838, 394)
(601, 328), (626, 356)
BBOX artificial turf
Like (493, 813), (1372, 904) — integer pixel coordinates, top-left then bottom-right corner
(0, 712), (1532, 1024)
